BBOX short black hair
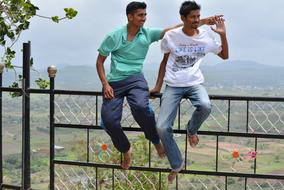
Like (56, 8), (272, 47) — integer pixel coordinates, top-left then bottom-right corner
(126, 1), (147, 15)
(179, 1), (201, 17)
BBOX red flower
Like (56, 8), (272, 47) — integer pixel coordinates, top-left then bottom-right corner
(101, 143), (108, 151)
(247, 151), (257, 159)
(232, 150), (240, 158)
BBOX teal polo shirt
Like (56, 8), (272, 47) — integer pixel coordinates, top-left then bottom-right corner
(98, 25), (162, 82)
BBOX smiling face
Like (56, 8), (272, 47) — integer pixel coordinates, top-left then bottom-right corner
(127, 8), (147, 27)
(181, 9), (200, 30)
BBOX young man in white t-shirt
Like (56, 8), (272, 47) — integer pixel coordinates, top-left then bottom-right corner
(150, 1), (229, 183)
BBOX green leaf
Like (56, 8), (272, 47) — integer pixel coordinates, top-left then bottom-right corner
(30, 57), (34, 66)
(4, 61), (14, 69)
(64, 8), (78, 19)
(35, 78), (50, 89)
(9, 82), (22, 97)
(7, 31), (15, 40)
(0, 39), (6, 46)
(51, 16), (59, 23)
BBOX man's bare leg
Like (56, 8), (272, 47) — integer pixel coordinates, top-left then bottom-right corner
(154, 143), (166, 158)
(188, 134), (199, 148)
(168, 161), (184, 184)
(168, 171), (178, 184)
(121, 148), (132, 169)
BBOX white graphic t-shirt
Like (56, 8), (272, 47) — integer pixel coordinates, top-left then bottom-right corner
(161, 27), (222, 87)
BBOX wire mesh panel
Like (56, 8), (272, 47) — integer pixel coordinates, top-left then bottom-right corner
(55, 165), (97, 190)
(249, 102), (284, 135)
(51, 94), (284, 190)
(247, 179), (284, 190)
(218, 137), (256, 173)
(55, 165), (167, 190)
(54, 95), (100, 125)
(178, 174), (226, 190)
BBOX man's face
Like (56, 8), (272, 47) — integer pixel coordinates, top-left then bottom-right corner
(182, 9), (200, 29)
(128, 9), (147, 27)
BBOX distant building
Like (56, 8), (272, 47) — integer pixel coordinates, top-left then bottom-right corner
(55, 145), (65, 152)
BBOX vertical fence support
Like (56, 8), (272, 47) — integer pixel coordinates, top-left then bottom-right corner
(0, 63), (4, 188)
(48, 65), (57, 190)
(22, 42), (31, 190)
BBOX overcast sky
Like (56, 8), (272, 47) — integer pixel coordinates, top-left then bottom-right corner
(7, 0), (284, 70)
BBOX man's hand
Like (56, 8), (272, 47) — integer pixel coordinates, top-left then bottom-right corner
(149, 87), (160, 99)
(103, 83), (114, 99)
(201, 15), (224, 26)
(210, 17), (226, 36)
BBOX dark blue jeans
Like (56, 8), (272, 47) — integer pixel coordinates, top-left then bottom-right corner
(101, 73), (160, 153)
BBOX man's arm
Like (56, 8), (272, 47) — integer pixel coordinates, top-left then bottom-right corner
(96, 54), (114, 99)
(199, 15), (224, 26)
(160, 15), (224, 39)
(160, 24), (183, 39)
(211, 18), (229, 59)
(150, 53), (170, 94)
(218, 34), (229, 59)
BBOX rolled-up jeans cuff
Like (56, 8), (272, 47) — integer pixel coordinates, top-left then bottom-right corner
(187, 129), (197, 136)
(171, 161), (184, 173)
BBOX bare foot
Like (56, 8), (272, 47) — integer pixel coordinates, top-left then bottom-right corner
(121, 148), (132, 169)
(154, 143), (165, 158)
(168, 171), (178, 184)
(188, 134), (199, 148)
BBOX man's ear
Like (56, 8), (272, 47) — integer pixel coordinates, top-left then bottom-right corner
(127, 14), (133, 22)
(180, 15), (185, 22)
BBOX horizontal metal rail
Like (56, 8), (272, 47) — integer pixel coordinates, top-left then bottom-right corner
(1, 87), (284, 102)
(54, 160), (284, 180)
(54, 123), (284, 139)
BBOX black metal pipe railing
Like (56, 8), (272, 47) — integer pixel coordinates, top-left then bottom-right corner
(2, 87), (284, 102)
(22, 41), (31, 190)
(53, 123), (284, 139)
(49, 68), (56, 190)
(49, 91), (284, 189)
(1, 184), (22, 190)
(1, 88), (284, 189)
(0, 67), (3, 189)
(53, 160), (284, 180)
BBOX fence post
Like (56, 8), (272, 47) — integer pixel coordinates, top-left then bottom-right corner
(22, 42), (31, 190)
(48, 65), (57, 190)
(0, 63), (4, 188)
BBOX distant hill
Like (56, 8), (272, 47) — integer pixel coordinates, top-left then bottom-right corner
(201, 60), (284, 88)
(2, 60), (284, 91)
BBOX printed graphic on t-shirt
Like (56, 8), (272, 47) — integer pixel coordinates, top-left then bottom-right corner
(172, 44), (205, 72)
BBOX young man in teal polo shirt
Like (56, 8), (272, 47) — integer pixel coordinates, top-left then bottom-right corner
(96, 1), (221, 170)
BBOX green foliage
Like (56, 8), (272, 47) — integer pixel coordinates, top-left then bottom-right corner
(4, 153), (22, 170)
(31, 155), (49, 173)
(35, 78), (50, 89)
(274, 155), (280, 163)
(9, 81), (22, 97)
(29, 57), (33, 66)
(0, 0), (77, 92)
(64, 8), (78, 19)
(4, 48), (16, 69)
(51, 16), (59, 23)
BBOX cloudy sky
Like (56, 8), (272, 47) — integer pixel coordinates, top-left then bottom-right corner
(7, 0), (284, 70)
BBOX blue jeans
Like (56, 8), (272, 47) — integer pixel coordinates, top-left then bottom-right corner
(101, 74), (160, 153)
(156, 84), (211, 171)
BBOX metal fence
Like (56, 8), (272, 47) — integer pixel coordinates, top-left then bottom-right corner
(0, 43), (284, 190)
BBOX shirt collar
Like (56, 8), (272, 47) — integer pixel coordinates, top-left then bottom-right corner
(122, 25), (143, 42)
